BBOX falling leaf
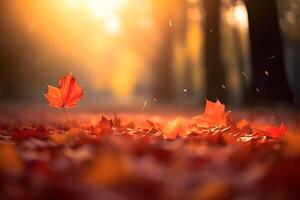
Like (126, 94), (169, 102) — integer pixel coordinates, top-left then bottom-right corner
(192, 99), (231, 128)
(44, 72), (84, 109)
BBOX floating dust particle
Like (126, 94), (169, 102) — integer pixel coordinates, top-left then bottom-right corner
(142, 101), (148, 112)
(169, 19), (172, 27)
(183, 89), (188, 93)
(210, 29), (213, 33)
(221, 84), (226, 89)
(153, 97), (157, 102)
(265, 70), (269, 76)
(256, 88), (260, 93)
(242, 72), (249, 79)
(267, 56), (275, 60)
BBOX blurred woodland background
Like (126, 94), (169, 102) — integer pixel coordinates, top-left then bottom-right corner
(0, 0), (299, 108)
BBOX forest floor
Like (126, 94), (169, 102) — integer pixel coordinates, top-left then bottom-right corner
(1, 104), (300, 200)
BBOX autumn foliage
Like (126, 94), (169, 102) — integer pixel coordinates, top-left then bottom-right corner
(0, 74), (297, 199)
(191, 99), (231, 128)
(44, 73), (84, 109)
(162, 99), (286, 142)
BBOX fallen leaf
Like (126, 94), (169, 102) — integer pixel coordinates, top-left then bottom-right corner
(163, 117), (188, 139)
(236, 119), (249, 129)
(236, 119), (253, 136)
(91, 116), (113, 135)
(82, 151), (132, 186)
(0, 143), (23, 174)
(44, 72), (84, 109)
(49, 128), (82, 144)
(64, 146), (92, 163)
(194, 179), (232, 200)
(254, 123), (287, 139)
(285, 132), (300, 157)
(12, 128), (49, 141)
(265, 123), (287, 139)
(113, 113), (122, 128)
(192, 99), (231, 128)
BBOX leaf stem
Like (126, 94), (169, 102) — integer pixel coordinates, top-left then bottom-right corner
(62, 107), (69, 125)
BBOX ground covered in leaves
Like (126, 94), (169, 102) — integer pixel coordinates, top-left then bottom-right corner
(1, 102), (300, 200)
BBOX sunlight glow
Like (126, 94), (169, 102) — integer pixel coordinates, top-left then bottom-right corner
(105, 15), (121, 35)
(226, 2), (248, 30)
(85, 0), (126, 19)
(64, 0), (126, 34)
(233, 4), (248, 29)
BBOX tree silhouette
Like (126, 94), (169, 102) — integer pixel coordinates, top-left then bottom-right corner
(244, 0), (293, 104)
(203, 0), (227, 102)
(152, 0), (175, 102)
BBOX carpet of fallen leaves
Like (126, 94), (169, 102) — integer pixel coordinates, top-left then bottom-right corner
(1, 103), (300, 200)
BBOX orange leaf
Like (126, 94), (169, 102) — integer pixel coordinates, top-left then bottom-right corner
(0, 144), (23, 175)
(192, 99), (230, 128)
(265, 123), (287, 139)
(253, 123), (287, 139)
(44, 73), (84, 109)
(91, 116), (113, 135)
(99, 116), (113, 134)
(236, 119), (252, 135)
(82, 151), (132, 186)
(163, 117), (188, 139)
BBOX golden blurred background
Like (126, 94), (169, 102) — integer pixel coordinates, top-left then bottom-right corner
(0, 0), (299, 107)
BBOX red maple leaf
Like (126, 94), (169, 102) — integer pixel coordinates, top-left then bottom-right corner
(91, 116), (113, 135)
(265, 123), (287, 139)
(191, 99), (231, 128)
(252, 123), (287, 139)
(44, 73), (84, 109)
(99, 116), (113, 134)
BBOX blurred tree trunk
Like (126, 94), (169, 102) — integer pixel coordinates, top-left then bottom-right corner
(244, 0), (293, 104)
(232, 25), (246, 102)
(231, 0), (246, 103)
(177, 0), (193, 95)
(152, 0), (174, 102)
(173, 0), (194, 97)
(203, 0), (227, 102)
(0, 1), (20, 99)
(291, 42), (300, 104)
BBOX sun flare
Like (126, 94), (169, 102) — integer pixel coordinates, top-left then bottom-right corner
(64, 0), (126, 34)
(65, 0), (126, 18)
(226, 2), (248, 30)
